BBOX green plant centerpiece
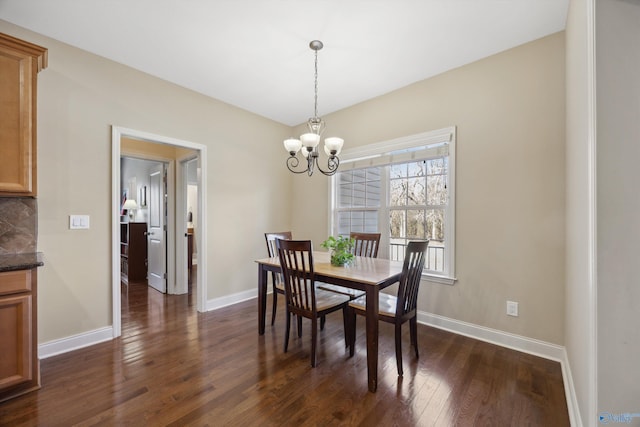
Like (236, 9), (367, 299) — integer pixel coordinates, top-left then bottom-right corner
(321, 235), (355, 267)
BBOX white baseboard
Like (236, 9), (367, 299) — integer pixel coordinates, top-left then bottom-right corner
(417, 311), (565, 361)
(205, 288), (257, 311)
(38, 326), (113, 359)
(559, 347), (582, 427)
(418, 310), (580, 426)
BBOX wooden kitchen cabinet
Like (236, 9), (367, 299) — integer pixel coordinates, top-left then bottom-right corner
(0, 33), (47, 196)
(0, 269), (39, 402)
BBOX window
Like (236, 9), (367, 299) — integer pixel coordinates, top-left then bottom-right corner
(330, 127), (456, 284)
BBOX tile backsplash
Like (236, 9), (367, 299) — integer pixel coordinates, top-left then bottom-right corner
(0, 197), (37, 254)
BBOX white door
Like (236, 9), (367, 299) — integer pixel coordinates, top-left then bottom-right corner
(147, 163), (167, 293)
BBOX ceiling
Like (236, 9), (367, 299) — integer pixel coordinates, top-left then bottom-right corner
(0, 0), (568, 127)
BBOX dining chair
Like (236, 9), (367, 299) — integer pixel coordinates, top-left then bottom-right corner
(347, 240), (428, 376)
(264, 231), (292, 325)
(350, 232), (381, 258)
(276, 238), (350, 367)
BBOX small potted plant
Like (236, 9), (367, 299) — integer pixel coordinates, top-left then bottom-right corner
(321, 235), (355, 266)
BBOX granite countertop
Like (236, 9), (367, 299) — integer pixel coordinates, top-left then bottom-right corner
(0, 252), (44, 272)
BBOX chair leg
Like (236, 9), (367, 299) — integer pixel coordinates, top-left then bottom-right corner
(348, 308), (356, 357)
(410, 316), (419, 359)
(271, 289), (278, 325)
(342, 306), (348, 347)
(311, 317), (318, 367)
(297, 315), (303, 338)
(320, 314), (326, 330)
(395, 323), (403, 376)
(284, 309), (291, 353)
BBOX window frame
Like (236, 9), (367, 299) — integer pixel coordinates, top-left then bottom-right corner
(328, 127), (457, 285)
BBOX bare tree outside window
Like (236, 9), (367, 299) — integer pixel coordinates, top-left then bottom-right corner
(389, 158), (448, 271)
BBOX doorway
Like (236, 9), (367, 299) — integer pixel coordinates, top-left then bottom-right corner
(112, 126), (208, 338)
(121, 157), (168, 293)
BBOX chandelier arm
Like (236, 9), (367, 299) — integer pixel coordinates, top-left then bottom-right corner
(313, 155), (340, 176)
(286, 156), (312, 174)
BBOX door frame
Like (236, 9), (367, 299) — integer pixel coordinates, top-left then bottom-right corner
(111, 126), (208, 338)
(176, 154), (198, 294)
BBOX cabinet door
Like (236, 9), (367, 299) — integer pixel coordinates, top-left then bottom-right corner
(0, 34), (47, 196)
(0, 294), (32, 388)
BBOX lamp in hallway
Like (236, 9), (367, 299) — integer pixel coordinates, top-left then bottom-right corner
(123, 199), (138, 220)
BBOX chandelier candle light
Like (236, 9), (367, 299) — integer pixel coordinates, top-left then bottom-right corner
(283, 40), (344, 176)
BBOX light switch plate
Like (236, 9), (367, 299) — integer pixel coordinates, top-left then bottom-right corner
(506, 300), (519, 317)
(69, 215), (90, 229)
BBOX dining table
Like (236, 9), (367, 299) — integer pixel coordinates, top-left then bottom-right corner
(255, 251), (404, 393)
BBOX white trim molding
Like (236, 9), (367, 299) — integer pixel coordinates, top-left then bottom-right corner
(39, 327), (113, 359)
(560, 347), (582, 427)
(586, 0), (598, 422)
(418, 310), (565, 361)
(206, 288), (257, 312)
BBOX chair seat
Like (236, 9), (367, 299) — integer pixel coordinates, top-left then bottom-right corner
(317, 283), (366, 299)
(349, 292), (397, 318)
(313, 288), (351, 311)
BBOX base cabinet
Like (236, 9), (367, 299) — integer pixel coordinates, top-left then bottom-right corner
(0, 269), (39, 402)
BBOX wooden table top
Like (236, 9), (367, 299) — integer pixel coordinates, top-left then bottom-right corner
(256, 251), (404, 286)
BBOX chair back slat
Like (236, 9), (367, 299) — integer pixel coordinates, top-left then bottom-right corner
(350, 232), (381, 258)
(396, 240), (428, 317)
(265, 231), (292, 257)
(265, 231), (292, 286)
(276, 239), (316, 316)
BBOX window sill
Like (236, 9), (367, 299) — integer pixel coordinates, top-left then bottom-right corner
(421, 273), (457, 285)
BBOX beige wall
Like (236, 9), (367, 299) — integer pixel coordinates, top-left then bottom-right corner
(292, 33), (566, 345)
(596, 0), (640, 419)
(565, 0), (596, 424)
(0, 20), (293, 343)
(1, 19), (567, 353)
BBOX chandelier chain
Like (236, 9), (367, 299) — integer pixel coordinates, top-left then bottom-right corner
(314, 48), (319, 119)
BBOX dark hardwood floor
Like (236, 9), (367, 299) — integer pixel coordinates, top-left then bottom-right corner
(0, 278), (570, 426)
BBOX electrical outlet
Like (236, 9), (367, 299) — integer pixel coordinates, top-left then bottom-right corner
(507, 301), (519, 317)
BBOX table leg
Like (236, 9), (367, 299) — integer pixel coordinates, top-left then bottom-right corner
(258, 264), (267, 335)
(365, 286), (379, 392)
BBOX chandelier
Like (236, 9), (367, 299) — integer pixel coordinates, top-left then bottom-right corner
(283, 40), (344, 176)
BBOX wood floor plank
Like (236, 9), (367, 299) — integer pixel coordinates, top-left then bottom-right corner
(0, 281), (570, 426)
